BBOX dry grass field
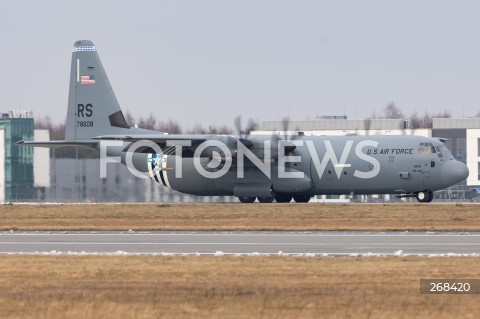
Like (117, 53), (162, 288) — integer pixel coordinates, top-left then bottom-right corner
(1, 205), (479, 318)
(0, 256), (478, 319)
(0, 203), (479, 231)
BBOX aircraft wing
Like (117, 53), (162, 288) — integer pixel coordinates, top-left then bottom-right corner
(16, 134), (234, 155)
(93, 134), (235, 156)
(92, 134), (210, 144)
(16, 134), (211, 148)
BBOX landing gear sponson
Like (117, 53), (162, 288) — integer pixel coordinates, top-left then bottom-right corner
(241, 191), (434, 203)
(237, 195), (311, 203)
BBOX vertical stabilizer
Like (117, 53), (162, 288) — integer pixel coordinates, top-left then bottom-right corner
(65, 40), (135, 140)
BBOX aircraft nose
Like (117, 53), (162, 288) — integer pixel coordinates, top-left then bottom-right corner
(441, 160), (469, 187)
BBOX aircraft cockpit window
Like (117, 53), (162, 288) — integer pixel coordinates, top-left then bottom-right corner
(418, 143), (431, 155)
(429, 143), (436, 153)
(435, 145), (448, 153)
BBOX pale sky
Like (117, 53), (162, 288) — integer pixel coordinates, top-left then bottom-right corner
(1, 0), (480, 130)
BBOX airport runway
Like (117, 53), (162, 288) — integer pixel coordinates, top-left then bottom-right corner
(0, 231), (479, 256)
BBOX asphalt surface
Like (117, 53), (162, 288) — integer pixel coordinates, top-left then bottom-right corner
(0, 231), (479, 256)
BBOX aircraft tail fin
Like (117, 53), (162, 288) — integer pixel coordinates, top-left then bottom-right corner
(65, 40), (151, 140)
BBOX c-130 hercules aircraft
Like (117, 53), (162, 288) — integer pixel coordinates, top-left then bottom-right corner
(17, 40), (469, 203)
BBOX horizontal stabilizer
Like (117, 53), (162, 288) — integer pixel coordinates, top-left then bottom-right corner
(15, 140), (99, 148)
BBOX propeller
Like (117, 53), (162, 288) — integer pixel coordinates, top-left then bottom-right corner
(272, 117), (299, 154)
(202, 116), (257, 169)
(364, 118), (372, 136)
(234, 115), (256, 148)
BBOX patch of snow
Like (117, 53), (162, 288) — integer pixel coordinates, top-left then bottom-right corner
(1, 251), (479, 257)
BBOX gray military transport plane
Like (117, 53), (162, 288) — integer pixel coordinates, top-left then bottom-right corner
(17, 40), (469, 203)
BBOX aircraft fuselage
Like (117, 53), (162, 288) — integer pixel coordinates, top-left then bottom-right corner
(110, 134), (468, 201)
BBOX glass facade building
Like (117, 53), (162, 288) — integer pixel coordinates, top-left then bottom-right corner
(0, 116), (34, 201)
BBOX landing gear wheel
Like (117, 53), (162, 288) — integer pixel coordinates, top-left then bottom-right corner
(293, 195), (311, 203)
(238, 197), (255, 203)
(427, 191), (434, 202)
(416, 190), (433, 203)
(257, 197), (274, 203)
(275, 195), (293, 203)
(416, 191), (427, 202)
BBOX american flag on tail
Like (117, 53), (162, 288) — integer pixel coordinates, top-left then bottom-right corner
(81, 75), (95, 85)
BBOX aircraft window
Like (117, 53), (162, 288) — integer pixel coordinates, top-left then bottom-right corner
(418, 143), (431, 155)
(435, 145), (448, 152)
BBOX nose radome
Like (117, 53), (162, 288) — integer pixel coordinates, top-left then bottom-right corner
(441, 160), (469, 187)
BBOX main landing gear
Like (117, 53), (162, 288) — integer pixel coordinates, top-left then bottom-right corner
(416, 190), (434, 203)
(238, 197), (256, 203)
(292, 195), (310, 203)
(275, 195), (292, 203)
(257, 197), (274, 203)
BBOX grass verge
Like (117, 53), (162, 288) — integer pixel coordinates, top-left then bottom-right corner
(0, 256), (478, 319)
(1, 203), (480, 231)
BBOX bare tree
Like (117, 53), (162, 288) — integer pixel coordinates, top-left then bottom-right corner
(124, 111), (135, 127)
(157, 120), (183, 134)
(216, 125), (234, 135)
(382, 102), (404, 119)
(188, 124), (207, 134)
(35, 115), (65, 140)
(137, 112), (156, 130)
(204, 125), (234, 135)
(409, 112), (422, 129)
(34, 115), (53, 130)
(409, 110), (451, 129)
(421, 111), (433, 129)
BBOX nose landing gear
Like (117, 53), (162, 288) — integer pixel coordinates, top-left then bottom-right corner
(416, 190), (434, 203)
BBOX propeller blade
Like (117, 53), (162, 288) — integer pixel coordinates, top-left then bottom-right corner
(234, 116), (243, 138)
(364, 118), (372, 136)
(233, 115), (255, 148)
(282, 117), (290, 140)
(244, 118), (257, 139)
(238, 138), (253, 148)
